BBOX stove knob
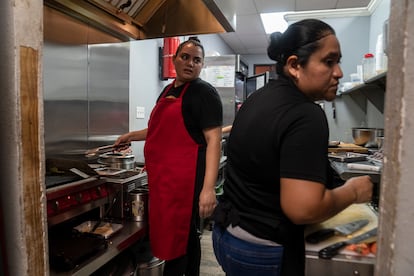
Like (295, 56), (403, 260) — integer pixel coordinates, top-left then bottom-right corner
(96, 186), (102, 197)
(53, 201), (59, 212)
(75, 193), (82, 203)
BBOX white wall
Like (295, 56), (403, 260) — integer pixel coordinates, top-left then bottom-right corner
(129, 38), (166, 163)
(369, 0), (391, 53)
(197, 33), (235, 56)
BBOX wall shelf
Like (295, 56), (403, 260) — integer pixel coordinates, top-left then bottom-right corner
(339, 72), (386, 113)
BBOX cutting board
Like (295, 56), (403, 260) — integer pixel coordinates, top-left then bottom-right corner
(328, 142), (369, 153)
(305, 204), (378, 257)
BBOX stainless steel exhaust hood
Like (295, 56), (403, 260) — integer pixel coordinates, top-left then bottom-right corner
(44, 0), (236, 42)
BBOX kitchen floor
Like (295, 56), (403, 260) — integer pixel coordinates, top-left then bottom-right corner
(200, 224), (225, 276)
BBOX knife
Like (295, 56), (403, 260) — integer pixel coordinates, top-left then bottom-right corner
(305, 219), (369, 244)
(318, 227), (378, 259)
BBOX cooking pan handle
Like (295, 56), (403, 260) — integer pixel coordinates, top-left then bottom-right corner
(91, 190), (120, 233)
(85, 143), (131, 157)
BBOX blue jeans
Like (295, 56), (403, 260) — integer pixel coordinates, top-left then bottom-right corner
(212, 225), (284, 276)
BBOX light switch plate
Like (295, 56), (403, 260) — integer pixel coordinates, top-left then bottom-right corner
(136, 106), (145, 119)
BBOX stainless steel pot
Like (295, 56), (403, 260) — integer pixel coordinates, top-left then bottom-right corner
(128, 188), (148, 222)
(98, 152), (135, 170)
(135, 257), (164, 276)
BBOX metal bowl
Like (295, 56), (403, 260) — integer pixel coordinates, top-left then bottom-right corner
(98, 153), (135, 170)
(352, 128), (376, 146)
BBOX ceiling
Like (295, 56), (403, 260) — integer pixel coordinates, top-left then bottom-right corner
(219, 0), (372, 55)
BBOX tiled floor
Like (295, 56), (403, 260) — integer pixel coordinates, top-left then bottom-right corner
(200, 228), (225, 276)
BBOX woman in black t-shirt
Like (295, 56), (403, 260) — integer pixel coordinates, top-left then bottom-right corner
(116, 37), (223, 276)
(212, 19), (373, 276)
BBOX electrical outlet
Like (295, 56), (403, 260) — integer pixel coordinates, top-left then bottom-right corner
(136, 106), (145, 119)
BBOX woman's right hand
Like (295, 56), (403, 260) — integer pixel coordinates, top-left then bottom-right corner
(114, 133), (131, 147)
(345, 175), (374, 203)
(113, 128), (148, 147)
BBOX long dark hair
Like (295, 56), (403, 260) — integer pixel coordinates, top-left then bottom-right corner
(267, 19), (335, 75)
(175, 36), (205, 58)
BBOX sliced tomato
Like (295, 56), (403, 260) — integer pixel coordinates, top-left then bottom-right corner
(345, 243), (370, 255)
(370, 242), (377, 255)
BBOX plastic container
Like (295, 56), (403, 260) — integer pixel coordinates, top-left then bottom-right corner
(350, 73), (361, 83)
(362, 53), (376, 81)
(375, 34), (387, 73)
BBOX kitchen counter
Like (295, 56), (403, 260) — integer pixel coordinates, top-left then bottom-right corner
(305, 204), (378, 276)
(50, 221), (147, 276)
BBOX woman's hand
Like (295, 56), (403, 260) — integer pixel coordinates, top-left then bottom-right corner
(114, 133), (130, 146)
(199, 187), (217, 219)
(114, 128), (148, 147)
(199, 126), (221, 218)
(280, 175), (373, 225)
(344, 175), (373, 203)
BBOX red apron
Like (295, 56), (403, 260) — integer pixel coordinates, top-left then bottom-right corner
(144, 81), (200, 260)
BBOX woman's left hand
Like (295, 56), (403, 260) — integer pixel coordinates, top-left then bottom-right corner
(198, 188), (217, 218)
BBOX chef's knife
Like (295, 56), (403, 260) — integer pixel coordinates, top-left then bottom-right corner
(318, 227), (377, 259)
(305, 219), (369, 244)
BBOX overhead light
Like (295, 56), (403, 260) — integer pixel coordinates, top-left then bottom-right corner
(260, 12), (290, 34)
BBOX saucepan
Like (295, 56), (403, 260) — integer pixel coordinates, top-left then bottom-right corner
(98, 152), (135, 170)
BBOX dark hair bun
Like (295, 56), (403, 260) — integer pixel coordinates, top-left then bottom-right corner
(188, 36), (201, 43)
(267, 32), (283, 61)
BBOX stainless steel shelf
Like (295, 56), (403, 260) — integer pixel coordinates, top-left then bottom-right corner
(50, 222), (147, 276)
(339, 72), (386, 113)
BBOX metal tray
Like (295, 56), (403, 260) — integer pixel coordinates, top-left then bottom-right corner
(74, 221), (123, 239)
(94, 167), (127, 176)
(328, 152), (368, 162)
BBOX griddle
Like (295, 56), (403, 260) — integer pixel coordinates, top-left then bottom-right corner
(45, 175), (82, 189)
(49, 230), (108, 271)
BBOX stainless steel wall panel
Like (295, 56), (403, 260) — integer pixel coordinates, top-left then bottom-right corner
(88, 43), (129, 145)
(43, 8), (130, 160)
(43, 42), (89, 157)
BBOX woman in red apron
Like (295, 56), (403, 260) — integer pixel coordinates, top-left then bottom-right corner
(115, 37), (223, 276)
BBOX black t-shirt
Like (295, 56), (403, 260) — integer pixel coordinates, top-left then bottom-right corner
(158, 78), (223, 145)
(217, 76), (330, 276)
